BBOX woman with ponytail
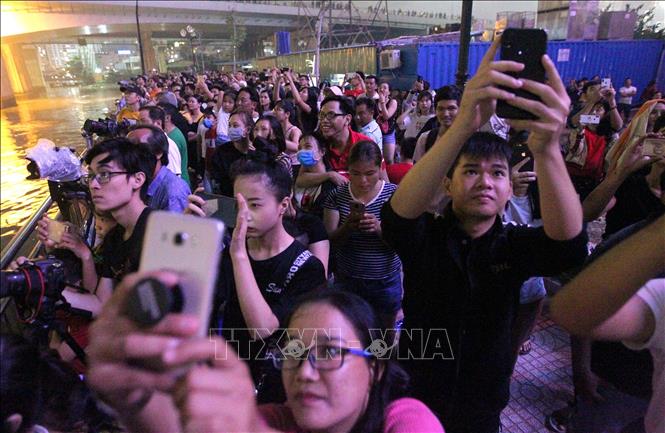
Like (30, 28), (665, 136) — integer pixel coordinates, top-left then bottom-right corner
(213, 145), (327, 403)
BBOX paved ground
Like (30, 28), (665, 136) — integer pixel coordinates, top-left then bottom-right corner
(501, 315), (649, 433)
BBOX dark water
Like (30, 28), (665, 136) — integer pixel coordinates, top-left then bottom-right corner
(0, 85), (118, 249)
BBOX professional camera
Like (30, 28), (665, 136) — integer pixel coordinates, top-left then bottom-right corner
(82, 117), (134, 137)
(1, 257), (90, 363)
(1, 258), (66, 309)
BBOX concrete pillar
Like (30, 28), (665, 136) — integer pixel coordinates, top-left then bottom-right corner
(0, 56), (17, 108)
(0, 43), (45, 96)
(140, 30), (158, 72)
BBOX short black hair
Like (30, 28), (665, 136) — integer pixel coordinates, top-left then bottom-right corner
(435, 85), (462, 105)
(355, 96), (377, 112)
(128, 124), (169, 167)
(84, 137), (155, 203)
(348, 140), (382, 167)
(139, 105), (166, 127)
(447, 132), (512, 178)
(321, 95), (355, 116)
(157, 101), (178, 120)
(365, 74), (377, 83)
(400, 137), (417, 160)
(582, 79), (601, 94)
(238, 86), (260, 104)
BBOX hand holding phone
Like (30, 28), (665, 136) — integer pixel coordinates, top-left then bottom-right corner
(642, 137), (665, 157)
(349, 201), (366, 222)
(134, 212), (224, 338)
(496, 28), (548, 120)
(47, 220), (70, 243)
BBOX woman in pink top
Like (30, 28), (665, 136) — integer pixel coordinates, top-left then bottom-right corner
(86, 273), (444, 433)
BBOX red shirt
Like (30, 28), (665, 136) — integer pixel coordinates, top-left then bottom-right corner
(344, 88), (365, 98)
(326, 128), (371, 173)
(566, 128), (607, 181)
(386, 162), (413, 184)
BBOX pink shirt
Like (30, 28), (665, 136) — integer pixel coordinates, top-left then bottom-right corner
(258, 397), (444, 432)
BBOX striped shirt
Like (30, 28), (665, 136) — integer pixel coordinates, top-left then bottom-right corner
(324, 181), (401, 279)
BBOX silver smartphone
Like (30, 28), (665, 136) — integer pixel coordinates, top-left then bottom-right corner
(139, 211), (224, 338)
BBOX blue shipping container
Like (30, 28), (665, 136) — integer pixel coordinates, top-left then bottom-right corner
(416, 40), (664, 99)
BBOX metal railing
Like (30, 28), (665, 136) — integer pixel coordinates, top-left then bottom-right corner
(0, 197), (53, 270)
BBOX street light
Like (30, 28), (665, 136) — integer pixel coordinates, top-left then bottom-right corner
(180, 26), (203, 72)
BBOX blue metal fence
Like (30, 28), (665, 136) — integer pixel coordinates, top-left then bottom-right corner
(415, 40), (664, 96)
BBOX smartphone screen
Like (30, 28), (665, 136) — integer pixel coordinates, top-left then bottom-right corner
(642, 138), (665, 157)
(196, 191), (238, 229)
(496, 28), (548, 120)
(349, 201), (366, 220)
(139, 211), (224, 337)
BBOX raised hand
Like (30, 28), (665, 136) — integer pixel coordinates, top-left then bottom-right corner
(511, 157), (537, 197)
(230, 193), (249, 259)
(455, 36), (523, 132)
(508, 54), (571, 155)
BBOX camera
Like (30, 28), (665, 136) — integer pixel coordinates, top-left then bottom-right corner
(1, 258), (66, 308)
(82, 118), (135, 137)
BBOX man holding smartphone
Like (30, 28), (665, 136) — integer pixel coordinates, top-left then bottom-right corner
(382, 38), (588, 433)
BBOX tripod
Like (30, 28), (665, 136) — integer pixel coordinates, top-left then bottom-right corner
(23, 294), (91, 365)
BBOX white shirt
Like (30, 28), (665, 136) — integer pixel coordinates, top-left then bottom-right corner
(398, 112), (434, 140)
(619, 85), (637, 105)
(623, 279), (665, 433)
(359, 120), (383, 150)
(166, 136), (182, 176)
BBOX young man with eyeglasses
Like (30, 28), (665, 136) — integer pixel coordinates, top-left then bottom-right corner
(76, 137), (155, 314)
(295, 96), (372, 190)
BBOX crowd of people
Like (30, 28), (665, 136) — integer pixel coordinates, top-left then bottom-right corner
(2, 36), (664, 433)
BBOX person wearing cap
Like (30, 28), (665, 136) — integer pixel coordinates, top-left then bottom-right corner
(116, 86), (144, 123)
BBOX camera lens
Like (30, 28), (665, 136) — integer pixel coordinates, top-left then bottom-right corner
(174, 232), (188, 245)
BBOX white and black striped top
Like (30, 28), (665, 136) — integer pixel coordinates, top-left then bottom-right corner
(324, 181), (402, 279)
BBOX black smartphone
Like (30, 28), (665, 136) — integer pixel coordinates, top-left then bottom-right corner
(196, 191), (238, 229)
(496, 28), (548, 120)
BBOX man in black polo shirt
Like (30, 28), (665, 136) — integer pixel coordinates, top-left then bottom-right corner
(381, 39), (588, 433)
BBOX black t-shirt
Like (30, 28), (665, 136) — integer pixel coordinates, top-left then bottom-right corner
(215, 240), (326, 353)
(100, 207), (152, 282)
(209, 143), (247, 196)
(283, 211), (329, 248)
(298, 102), (319, 135)
(604, 174), (665, 239)
(172, 111), (190, 140)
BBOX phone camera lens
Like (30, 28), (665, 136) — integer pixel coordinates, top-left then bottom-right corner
(174, 232), (188, 246)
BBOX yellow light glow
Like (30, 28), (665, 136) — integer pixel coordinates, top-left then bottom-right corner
(1, 44), (24, 93)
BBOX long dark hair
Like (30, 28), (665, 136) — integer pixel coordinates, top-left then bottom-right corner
(254, 115), (287, 154)
(283, 290), (409, 433)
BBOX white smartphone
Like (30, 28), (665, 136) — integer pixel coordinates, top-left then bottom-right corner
(601, 78), (611, 88)
(139, 211), (225, 337)
(580, 114), (601, 125)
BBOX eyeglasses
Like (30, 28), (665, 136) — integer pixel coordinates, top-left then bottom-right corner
(318, 112), (347, 122)
(80, 171), (130, 186)
(271, 343), (372, 371)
